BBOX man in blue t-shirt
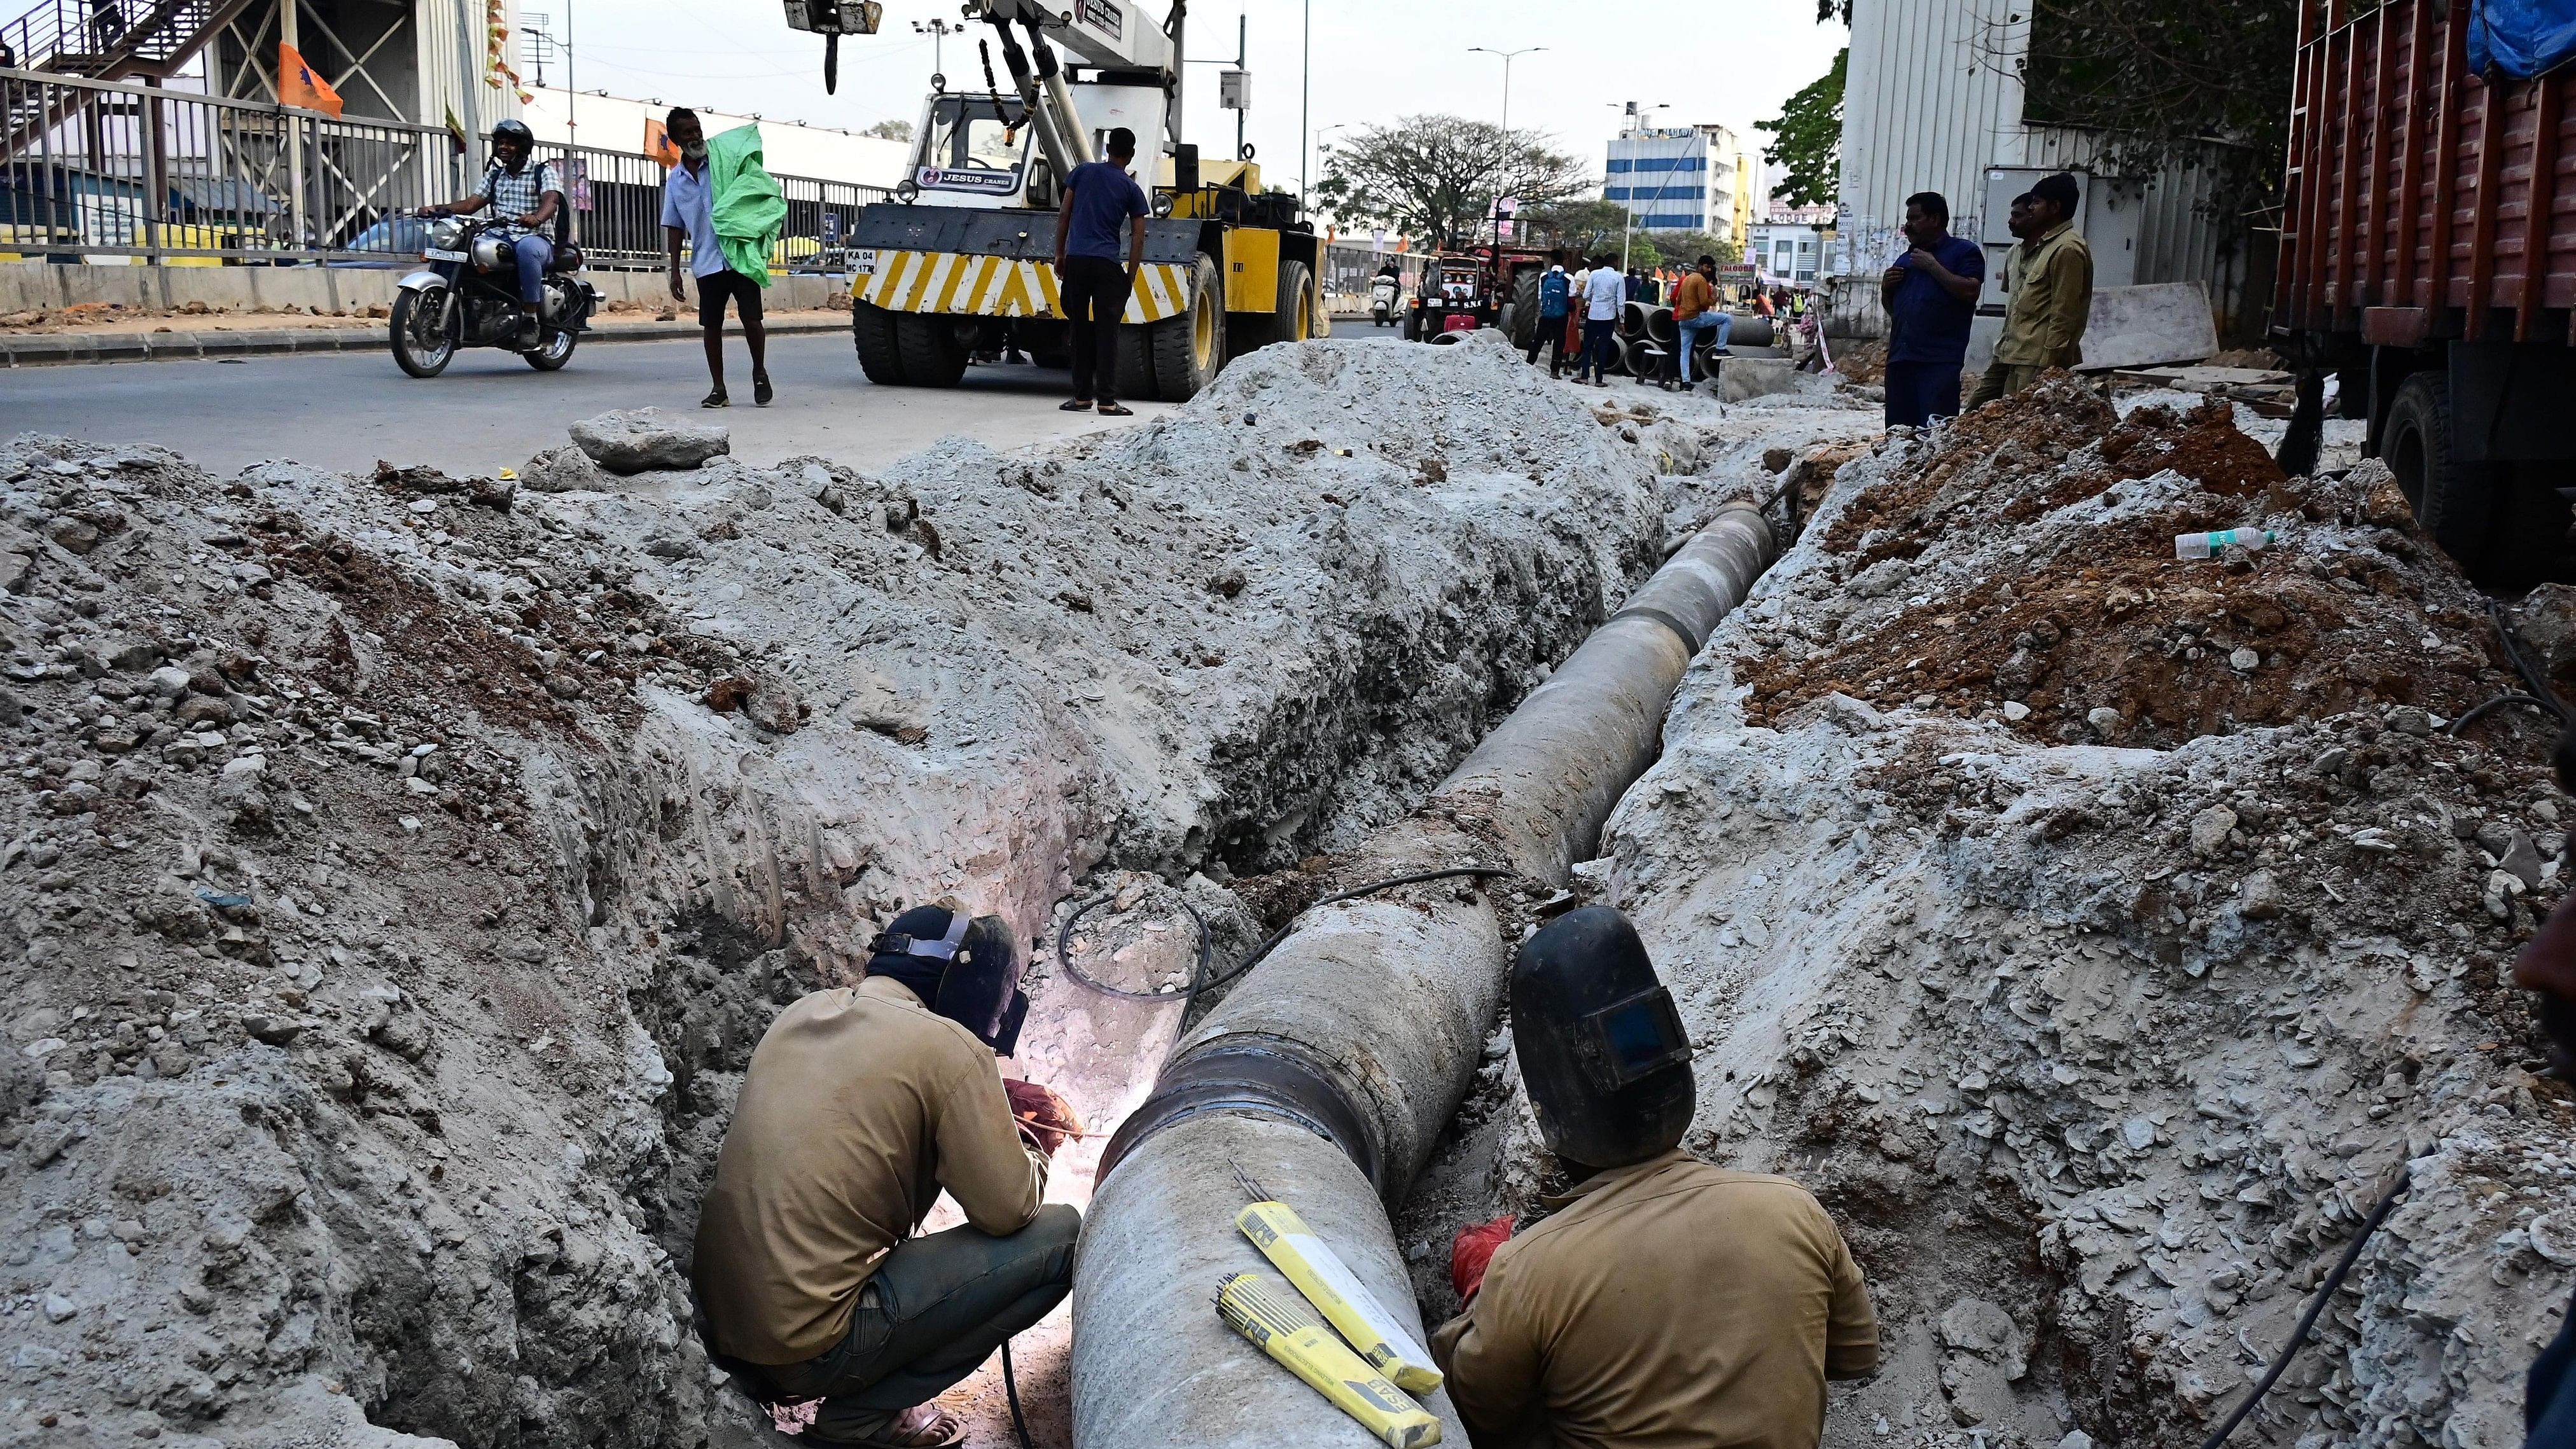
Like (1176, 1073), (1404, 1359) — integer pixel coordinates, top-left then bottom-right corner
(1877, 190), (1986, 429)
(1052, 127), (1152, 416)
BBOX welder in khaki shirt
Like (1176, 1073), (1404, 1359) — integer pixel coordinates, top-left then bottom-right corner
(694, 905), (1081, 1449)
(1432, 908), (1880, 1449)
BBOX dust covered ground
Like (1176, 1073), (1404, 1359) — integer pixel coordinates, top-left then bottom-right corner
(1400, 375), (2574, 1449)
(0, 333), (1886, 1446)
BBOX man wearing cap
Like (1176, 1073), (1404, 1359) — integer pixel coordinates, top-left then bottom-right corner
(1433, 908), (1880, 1449)
(1972, 172), (2092, 408)
(694, 903), (1080, 1448)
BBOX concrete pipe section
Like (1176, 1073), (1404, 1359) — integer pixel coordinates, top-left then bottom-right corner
(1068, 506), (1778, 1448)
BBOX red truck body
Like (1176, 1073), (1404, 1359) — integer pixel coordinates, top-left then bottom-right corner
(2274, 0), (2576, 583)
(2276, 0), (2576, 346)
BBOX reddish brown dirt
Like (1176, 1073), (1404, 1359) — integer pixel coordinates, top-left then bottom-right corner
(1750, 380), (2509, 747)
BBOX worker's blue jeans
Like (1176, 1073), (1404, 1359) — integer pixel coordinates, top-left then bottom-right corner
(1676, 312), (1731, 382)
(1582, 317), (1618, 380)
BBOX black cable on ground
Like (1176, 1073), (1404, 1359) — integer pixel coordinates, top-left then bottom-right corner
(2196, 1167), (2411, 1449)
(1000, 1339), (1033, 1449)
(1054, 892), (1211, 1002)
(2449, 693), (2557, 735)
(2488, 599), (2576, 728)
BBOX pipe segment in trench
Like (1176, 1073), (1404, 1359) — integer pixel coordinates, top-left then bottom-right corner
(1069, 504), (1779, 1449)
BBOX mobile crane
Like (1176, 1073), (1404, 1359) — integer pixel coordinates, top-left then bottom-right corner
(827, 0), (1325, 401)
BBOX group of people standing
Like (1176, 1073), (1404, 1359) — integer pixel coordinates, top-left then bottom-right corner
(1877, 170), (2092, 430)
(1524, 249), (1744, 389)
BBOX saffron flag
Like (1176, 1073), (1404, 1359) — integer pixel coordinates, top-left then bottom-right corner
(644, 118), (681, 168)
(277, 42), (342, 118)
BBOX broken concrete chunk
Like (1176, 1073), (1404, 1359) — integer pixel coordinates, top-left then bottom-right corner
(2188, 805), (2238, 857)
(520, 444), (609, 494)
(567, 408), (730, 474)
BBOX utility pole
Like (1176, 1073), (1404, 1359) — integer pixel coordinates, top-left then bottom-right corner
(1466, 46), (1543, 131)
(913, 18), (954, 89)
(1299, 0), (1310, 200)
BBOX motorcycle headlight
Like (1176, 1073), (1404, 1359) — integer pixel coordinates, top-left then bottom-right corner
(428, 217), (465, 251)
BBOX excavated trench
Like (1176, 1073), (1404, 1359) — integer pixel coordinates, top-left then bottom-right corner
(0, 332), (1898, 1449)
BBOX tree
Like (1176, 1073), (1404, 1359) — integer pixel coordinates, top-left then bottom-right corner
(861, 118), (913, 142)
(1648, 228), (1741, 267)
(2018, 0), (2297, 219)
(1314, 116), (1591, 251)
(1755, 48), (1844, 210)
(1521, 198), (1631, 260)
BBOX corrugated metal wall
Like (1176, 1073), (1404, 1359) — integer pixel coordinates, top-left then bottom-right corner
(2021, 125), (2257, 338)
(1839, 0), (2029, 243)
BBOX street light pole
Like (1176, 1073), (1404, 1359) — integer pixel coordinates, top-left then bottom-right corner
(912, 18), (954, 88)
(1300, 0), (1311, 200)
(1466, 46), (1543, 131)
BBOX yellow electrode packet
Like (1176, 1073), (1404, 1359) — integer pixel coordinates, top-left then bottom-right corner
(1215, 1273), (1443, 1449)
(1236, 1200), (1444, 1393)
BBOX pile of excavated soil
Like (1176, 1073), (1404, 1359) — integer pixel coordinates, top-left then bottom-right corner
(1397, 391), (2575, 1449)
(0, 331), (1743, 1448)
(1746, 381), (2504, 750)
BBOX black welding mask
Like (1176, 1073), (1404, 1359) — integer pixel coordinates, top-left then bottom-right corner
(1510, 906), (1695, 1169)
(868, 904), (1029, 1056)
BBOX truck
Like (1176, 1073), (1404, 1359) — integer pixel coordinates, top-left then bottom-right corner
(2272, 0), (2576, 585)
(830, 0), (1325, 402)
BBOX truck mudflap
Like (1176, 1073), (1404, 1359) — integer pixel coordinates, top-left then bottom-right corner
(853, 249), (1194, 324)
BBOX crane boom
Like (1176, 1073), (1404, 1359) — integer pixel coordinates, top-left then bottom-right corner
(969, 0), (1173, 73)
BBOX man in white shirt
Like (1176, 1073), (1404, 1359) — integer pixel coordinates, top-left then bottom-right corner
(1578, 254), (1627, 385)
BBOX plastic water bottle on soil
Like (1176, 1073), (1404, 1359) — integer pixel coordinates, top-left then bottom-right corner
(2175, 528), (2278, 560)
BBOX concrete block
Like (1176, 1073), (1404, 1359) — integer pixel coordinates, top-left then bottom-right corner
(2078, 280), (2218, 371)
(1719, 357), (1834, 403)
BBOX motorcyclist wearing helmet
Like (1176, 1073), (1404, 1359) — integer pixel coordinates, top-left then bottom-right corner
(694, 901), (1081, 1448)
(421, 119), (561, 347)
(1433, 908), (1879, 1449)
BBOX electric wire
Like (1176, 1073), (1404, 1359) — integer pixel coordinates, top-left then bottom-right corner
(2196, 1167), (2411, 1449)
(2447, 692), (2556, 735)
(1001, 1340), (1033, 1449)
(1054, 893), (1211, 1002)
(2488, 598), (2576, 727)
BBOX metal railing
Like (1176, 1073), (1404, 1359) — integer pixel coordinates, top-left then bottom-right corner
(3, 67), (893, 269)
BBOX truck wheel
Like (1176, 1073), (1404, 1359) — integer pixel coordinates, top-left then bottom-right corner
(1115, 326), (1158, 402)
(853, 301), (908, 385)
(1509, 268), (1540, 351)
(1233, 259), (1315, 354)
(2384, 372), (2496, 574)
(895, 312), (968, 387)
(1152, 253), (1226, 401)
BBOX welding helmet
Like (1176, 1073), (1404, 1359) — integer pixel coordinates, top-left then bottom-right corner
(1510, 906), (1695, 1168)
(868, 903), (1029, 1056)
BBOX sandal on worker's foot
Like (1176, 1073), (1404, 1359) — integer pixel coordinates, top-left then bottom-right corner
(753, 373), (774, 407)
(700, 388), (729, 409)
(809, 1403), (962, 1448)
(1096, 401), (1134, 417)
(1059, 398), (1094, 412)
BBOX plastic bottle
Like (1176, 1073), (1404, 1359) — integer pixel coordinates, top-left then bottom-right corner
(2174, 528), (2279, 560)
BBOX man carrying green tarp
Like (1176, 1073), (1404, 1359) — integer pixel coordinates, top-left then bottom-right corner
(661, 109), (783, 407)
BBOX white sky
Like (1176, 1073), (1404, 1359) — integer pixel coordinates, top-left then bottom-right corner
(540, 0), (1848, 207)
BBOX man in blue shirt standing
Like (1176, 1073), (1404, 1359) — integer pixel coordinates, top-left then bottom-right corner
(661, 108), (772, 409)
(1877, 191), (1984, 429)
(1052, 127), (1151, 417)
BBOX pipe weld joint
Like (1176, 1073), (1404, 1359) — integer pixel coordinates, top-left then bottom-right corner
(1096, 1036), (1384, 1191)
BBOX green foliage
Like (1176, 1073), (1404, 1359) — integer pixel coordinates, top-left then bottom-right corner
(1755, 48), (1844, 210)
(861, 118), (913, 142)
(2020, 0), (2295, 218)
(1313, 115), (1591, 251)
(1521, 198), (1631, 259)
(1647, 228), (1741, 268)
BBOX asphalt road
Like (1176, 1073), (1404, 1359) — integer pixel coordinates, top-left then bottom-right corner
(1, 331), (1176, 477)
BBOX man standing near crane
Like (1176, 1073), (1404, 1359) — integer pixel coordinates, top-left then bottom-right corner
(1053, 126), (1152, 417)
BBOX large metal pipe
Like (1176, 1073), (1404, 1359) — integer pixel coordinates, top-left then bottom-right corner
(1069, 507), (1778, 1449)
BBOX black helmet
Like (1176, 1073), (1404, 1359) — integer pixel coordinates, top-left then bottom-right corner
(868, 903), (1029, 1055)
(1510, 906), (1695, 1168)
(491, 118), (534, 152)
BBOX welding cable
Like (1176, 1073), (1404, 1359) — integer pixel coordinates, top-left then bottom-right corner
(2488, 599), (2576, 727)
(1188, 866), (1517, 1001)
(1055, 892), (1212, 1002)
(1001, 1340), (1033, 1449)
(2196, 1166), (2411, 1449)
(2448, 693), (2557, 736)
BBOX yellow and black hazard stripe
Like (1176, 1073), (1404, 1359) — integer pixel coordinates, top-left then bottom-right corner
(853, 250), (1192, 323)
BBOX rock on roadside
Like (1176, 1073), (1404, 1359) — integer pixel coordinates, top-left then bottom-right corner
(567, 408), (730, 475)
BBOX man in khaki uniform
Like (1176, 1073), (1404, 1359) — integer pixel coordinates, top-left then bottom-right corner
(695, 905), (1080, 1448)
(1970, 171), (2093, 408)
(1433, 908), (1879, 1449)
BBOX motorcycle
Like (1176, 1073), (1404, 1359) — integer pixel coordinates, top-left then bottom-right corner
(389, 213), (599, 377)
(1369, 274), (1401, 328)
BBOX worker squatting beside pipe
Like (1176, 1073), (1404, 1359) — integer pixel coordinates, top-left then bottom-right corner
(1068, 506), (1778, 1449)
